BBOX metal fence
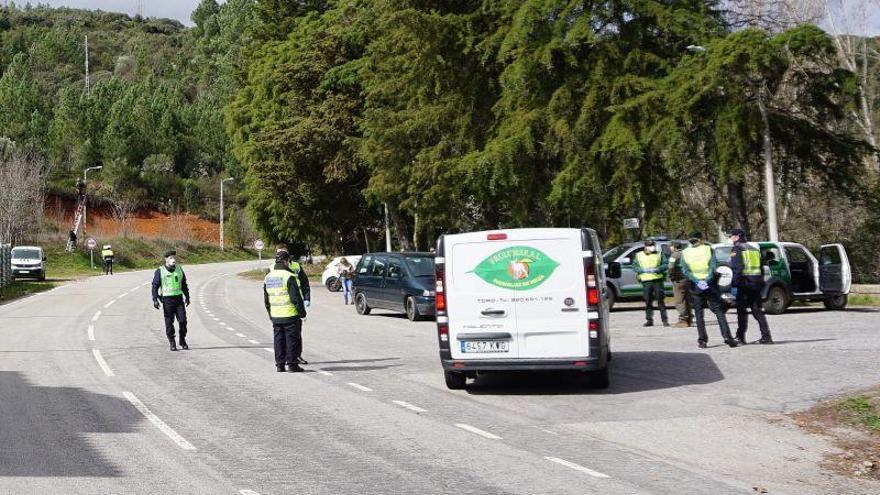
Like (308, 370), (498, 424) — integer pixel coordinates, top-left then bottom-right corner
(0, 244), (11, 289)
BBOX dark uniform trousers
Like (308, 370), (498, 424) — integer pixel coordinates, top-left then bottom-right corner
(735, 284), (771, 341)
(274, 318), (303, 367)
(690, 283), (733, 344)
(642, 279), (668, 323)
(161, 295), (187, 342)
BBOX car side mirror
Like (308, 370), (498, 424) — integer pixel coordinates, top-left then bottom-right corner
(606, 262), (622, 279)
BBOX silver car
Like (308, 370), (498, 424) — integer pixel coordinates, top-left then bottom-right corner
(603, 239), (686, 309)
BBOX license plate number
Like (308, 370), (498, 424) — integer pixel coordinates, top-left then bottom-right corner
(18, 270), (30, 274)
(461, 340), (509, 353)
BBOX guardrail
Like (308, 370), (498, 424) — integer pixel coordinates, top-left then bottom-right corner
(0, 244), (11, 289)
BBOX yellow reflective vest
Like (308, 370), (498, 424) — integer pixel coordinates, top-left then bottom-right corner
(264, 269), (300, 319)
(682, 244), (712, 281)
(635, 251), (664, 282)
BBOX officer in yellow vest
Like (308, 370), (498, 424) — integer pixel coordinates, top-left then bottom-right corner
(680, 232), (738, 349)
(729, 229), (773, 344)
(633, 239), (669, 327)
(151, 250), (191, 351)
(101, 245), (114, 275)
(264, 250), (310, 372)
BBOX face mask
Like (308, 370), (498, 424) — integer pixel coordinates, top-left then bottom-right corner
(166, 257), (176, 267)
(645, 246), (656, 253)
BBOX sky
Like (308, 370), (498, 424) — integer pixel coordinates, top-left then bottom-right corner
(15, 0), (880, 34)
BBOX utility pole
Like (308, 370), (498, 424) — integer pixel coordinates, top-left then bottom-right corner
(220, 177), (234, 251)
(757, 86), (779, 241)
(84, 35), (90, 95)
(384, 203), (392, 252)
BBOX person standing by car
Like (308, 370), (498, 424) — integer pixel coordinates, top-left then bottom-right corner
(633, 239), (669, 327)
(101, 244), (114, 275)
(729, 229), (773, 345)
(337, 257), (354, 305)
(264, 250), (309, 372)
(668, 241), (692, 327)
(151, 250), (190, 351)
(681, 232), (738, 349)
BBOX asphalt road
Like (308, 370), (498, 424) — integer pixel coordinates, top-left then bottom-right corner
(1, 261), (878, 495)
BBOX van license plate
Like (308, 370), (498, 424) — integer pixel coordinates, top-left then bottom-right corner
(461, 341), (509, 353)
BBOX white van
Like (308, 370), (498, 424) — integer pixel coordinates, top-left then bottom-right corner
(434, 228), (617, 390)
(11, 245), (46, 281)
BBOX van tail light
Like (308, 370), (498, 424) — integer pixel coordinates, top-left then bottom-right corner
(584, 257), (599, 306)
(487, 233), (507, 240)
(434, 262), (446, 313)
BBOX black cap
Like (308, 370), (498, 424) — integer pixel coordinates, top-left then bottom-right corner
(164, 250), (176, 258)
(275, 250), (290, 262)
(644, 239), (656, 246)
(688, 231), (703, 240)
(728, 228), (746, 238)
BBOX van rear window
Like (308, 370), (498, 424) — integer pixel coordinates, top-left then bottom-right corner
(404, 256), (434, 277)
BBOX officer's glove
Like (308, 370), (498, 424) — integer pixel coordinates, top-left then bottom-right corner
(730, 287), (738, 298)
(304, 300), (311, 308)
(185, 299), (191, 307)
(153, 301), (160, 310)
(696, 281), (709, 291)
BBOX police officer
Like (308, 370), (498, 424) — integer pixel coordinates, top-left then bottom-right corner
(729, 229), (773, 344)
(101, 244), (114, 275)
(264, 250), (310, 372)
(668, 241), (693, 327)
(633, 239), (669, 327)
(151, 250), (190, 351)
(680, 232), (738, 348)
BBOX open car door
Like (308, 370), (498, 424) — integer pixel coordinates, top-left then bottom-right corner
(818, 244), (852, 295)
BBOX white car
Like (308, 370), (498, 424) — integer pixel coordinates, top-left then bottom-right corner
(11, 245), (46, 281)
(321, 255), (362, 291)
(434, 228), (617, 390)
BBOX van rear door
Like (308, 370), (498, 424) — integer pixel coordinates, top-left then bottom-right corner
(818, 244), (852, 295)
(446, 232), (519, 360)
(504, 229), (590, 359)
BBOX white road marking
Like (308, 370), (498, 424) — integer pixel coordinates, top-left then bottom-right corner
(104, 300), (115, 308)
(212, 318), (220, 321)
(240, 491), (260, 495)
(393, 400), (427, 413)
(123, 391), (196, 451)
(544, 457), (610, 479)
(117, 292), (128, 300)
(454, 423), (502, 440)
(235, 333), (247, 338)
(92, 311), (102, 321)
(87, 325), (95, 341)
(248, 339), (259, 344)
(347, 382), (373, 392)
(263, 348), (274, 353)
(219, 322), (227, 326)
(92, 349), (114, 377)
(227, 328), (236, 332)
(317, 370), (333, 376)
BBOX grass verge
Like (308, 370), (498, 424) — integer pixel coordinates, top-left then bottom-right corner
(0, 280), (58, 304)
(793, 386), (880, 480)
(849, 294), (880, 307)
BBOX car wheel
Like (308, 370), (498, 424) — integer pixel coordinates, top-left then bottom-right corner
(444, 370), (467, 390)
(606, 285), (616, 310)
(823, 294), (848, 310)
(763, 285), (789, 315)
(405, 296), (421, 321)
(38, 271), (46, 282)
(588, 366), (610, 389)
(355, 292), (371, 315)
(325, 276), (340, 292)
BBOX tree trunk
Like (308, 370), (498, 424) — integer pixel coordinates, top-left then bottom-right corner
(388, 205), (414, 251)
(362, 227), (371, 253)
(757, 88), (779, 241)
(725, 181), (752, 239)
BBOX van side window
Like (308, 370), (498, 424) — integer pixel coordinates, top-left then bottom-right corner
(358, 256), (373, 274)
(372, 257), (387, 277)
(785, 247), (809, 264)
(387, 258), (402, 278)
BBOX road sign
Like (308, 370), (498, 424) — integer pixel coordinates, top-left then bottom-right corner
(623, 218), (639, 229)
(254, 239), (264, 251)
(86, 238), (97, 249)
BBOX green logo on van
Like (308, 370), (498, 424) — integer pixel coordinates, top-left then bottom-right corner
(470, 246), (560, 291)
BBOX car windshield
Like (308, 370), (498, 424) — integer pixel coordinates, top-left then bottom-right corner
(714, 246), (732, 263)
(602, 245), (629, 263)
(405, 256), (434, 277)
(12, 249), (40, 259)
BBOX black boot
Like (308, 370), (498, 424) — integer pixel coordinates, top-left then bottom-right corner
(179, 337), (189, 350)
(169, 342), (178, 351)
(297, 356), (308, 365)
(643, 321), (654, 327)
(288, 364), (304, 373)
(725, 338), (739, 348)
(276, 365), (286, 372)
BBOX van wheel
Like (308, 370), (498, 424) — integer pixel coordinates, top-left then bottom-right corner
(325, 276), (340, 292)
(38, 271), (46, 282)
(823, 294), (848, 310)
(355, 293), (371, 315)
(405, 296), (421, 321)
(444, 371), (467, 390)
(763, 285), (789, 315)
(606, 286), (616, 310)
(589, 366), (610, 389)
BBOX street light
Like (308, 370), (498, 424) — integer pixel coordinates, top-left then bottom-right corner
(220, 177), (234, 251)
(82, 166), (102, 238)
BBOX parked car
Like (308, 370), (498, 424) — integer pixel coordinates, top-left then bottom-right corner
(353, 252), (435, 321)
(712, 241), (851, 314)
(11, 246), (46, 281)
(602, 238), (687, 309)
(434, 228), (618, 390)
(321, 255), (362, 291)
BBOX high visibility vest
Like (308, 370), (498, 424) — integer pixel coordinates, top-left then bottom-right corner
(101, 249), (114, 259)
(264, 269), (300, 318)
(160, 266), (184, 297)
(682, 244), (712, 280)
(635, 251), (664, 281)
(740, 246), (762, 276)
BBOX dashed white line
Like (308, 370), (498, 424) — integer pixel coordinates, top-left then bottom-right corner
(248, 339), (259, 344)
(104, 300), (115, 308)
(392, 400), (427, 413)
(317, 370), (333, 376)
(235, 333), (247, 338)
(87, 325), (95, 341)
(240, 490), (260, 495)
(219, 322), (227, 326)
(212, 317), (220, 321)
(263, 348), (274, 353)
(117, 292), (128, 300)
(91, 311), (102, 321)
(123, 391), (196, 451)
(454, 423), (502, 440)
(347, 382), (373, 392)
(544, 457), (610, 478)
(92, 349), (114, 377)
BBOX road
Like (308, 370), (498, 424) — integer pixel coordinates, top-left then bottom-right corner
(1, 261), (878, 495)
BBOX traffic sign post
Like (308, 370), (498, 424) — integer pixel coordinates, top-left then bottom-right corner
(254, 239), (264, 263)
(623, 218), (640, 242)
(86, 238), (97, 269)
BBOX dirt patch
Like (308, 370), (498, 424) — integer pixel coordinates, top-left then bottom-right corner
(792, 386), (880, 481)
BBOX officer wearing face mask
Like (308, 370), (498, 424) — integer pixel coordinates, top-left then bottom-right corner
(680, 232), (738, 349)
(633, 239), (669, 327)
(151, 250), (191, 351)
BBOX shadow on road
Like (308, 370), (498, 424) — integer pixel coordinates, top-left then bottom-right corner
(466, 351), (723, 396)
(0, 371), (140, 477)
(321, 364), (404, 372)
